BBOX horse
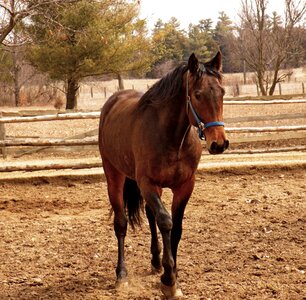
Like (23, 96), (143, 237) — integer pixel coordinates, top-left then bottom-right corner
(98, 51), (229, 299)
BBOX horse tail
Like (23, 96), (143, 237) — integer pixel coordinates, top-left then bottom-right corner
(123, 177), (144, 229)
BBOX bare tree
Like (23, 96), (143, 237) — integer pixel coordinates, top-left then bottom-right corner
(8, 32), (39, 106)
(236, 0), (305, 95)
(0, 0), (80, 45)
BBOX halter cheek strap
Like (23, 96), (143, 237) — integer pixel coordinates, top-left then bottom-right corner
(187, 99), (224, 140)
(186, 70), (225, 140)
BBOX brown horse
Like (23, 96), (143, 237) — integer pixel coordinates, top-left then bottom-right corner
(98, 52), (228, 298)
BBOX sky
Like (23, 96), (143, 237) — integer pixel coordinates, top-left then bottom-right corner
(139, 0), (286, 31)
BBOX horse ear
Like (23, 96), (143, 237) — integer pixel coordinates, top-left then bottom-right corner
(188, 53), (199, 74)
(206, 51), (222, 72)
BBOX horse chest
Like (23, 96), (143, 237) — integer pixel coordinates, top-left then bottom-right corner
(149, 151), (201, 188)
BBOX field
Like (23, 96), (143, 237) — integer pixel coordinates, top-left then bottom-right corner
(0, 99), (306, 299)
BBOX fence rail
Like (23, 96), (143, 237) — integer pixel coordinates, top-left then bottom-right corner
(0, 136), (98, 147)
(1, 99), (306, 124)
(1, 125), (306, 148)
(224, 99), (306, 105)
(0, 111), (100, 124)
(1, 99), (305, 159)
(226, 125), (306, 133)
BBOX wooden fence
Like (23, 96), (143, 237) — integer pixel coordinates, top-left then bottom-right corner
(1, 99), (306, 160)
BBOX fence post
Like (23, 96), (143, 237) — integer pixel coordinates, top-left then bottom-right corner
(104, 87), (107, 98)
(302, 82), (305, 95)
(236, 84), (240, 96)
(0, 112), (7, 159)
(90, 87), (93, 98)
(278, 83), (282, 95)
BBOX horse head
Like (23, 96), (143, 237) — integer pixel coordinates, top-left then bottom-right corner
(186, 51), (229, 154)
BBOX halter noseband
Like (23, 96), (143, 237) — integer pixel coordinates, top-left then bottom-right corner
(186, 69), (224, 140)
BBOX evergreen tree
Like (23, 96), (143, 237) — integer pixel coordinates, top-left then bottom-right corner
(214, 12), (238, 72)
(150, 18), (188, 76)
(26, 0), (152, 109)
(187, 19), (218, 62)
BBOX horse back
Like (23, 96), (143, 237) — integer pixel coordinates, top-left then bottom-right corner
(100, 90), (142, 125)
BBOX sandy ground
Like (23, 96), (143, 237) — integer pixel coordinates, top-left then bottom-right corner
(0, 167), (305, 300)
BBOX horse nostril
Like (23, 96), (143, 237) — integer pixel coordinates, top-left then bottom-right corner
(210, 141), (218, 153)
(224, 140), (229, 150)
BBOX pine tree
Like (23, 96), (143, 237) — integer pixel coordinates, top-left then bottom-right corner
(26, 0), (152, 109)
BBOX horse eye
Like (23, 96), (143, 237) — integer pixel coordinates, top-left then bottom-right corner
(194, 92), (201, 100)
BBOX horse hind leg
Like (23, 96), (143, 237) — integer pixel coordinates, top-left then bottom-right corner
(114, 207), (128, 287)
(102, 159), (128, 287)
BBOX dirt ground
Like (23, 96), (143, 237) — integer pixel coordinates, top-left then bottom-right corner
(0, 167), (305, 300)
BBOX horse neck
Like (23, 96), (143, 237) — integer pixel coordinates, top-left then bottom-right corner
(158, 93), (190, 147)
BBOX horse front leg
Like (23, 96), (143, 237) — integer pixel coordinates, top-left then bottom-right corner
(140, 181), (181, 299)
(171, 176), (195, 285)
(145, 204), (162, 273)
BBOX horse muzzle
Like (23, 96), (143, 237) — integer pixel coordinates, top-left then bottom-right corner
(208, 139), (229, 154)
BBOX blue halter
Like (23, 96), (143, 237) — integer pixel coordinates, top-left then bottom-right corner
(186, 70), (224, 140)
(187, 99), (224, 140)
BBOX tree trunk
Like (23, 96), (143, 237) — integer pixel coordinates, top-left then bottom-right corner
(14, 73), (20, 106)
(117, 73), (124, 90)
(243, 60), (247, 84)
(257, 72), (267, 96)
(12, 35), (21, 106)
(269, 63), (280, 96)
(66, 78), (79, 110)
(269, 81), (277, 95)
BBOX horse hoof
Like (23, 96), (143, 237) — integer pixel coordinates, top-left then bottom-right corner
(161, 282), (184, 299)
(151, 264), (162, 274)
(115, 278), (128, 290)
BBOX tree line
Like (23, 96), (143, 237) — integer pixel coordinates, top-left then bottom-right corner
(0, 0), (305, 109)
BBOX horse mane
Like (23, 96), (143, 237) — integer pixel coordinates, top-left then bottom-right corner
(137, 62), (222, 110)
(137, 64), (188, 109)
